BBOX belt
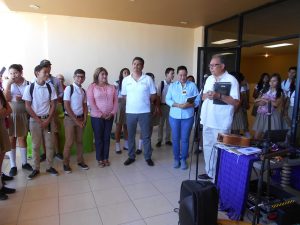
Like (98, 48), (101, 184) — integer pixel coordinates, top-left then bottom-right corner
(37, 115), (49, 119)
(65, 114), (84, 119)
(161, 103), (167, 105)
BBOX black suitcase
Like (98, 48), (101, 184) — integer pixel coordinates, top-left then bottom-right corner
(179, 180), (218, 225)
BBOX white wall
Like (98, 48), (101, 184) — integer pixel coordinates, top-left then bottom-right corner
(0, 11), (203, 88)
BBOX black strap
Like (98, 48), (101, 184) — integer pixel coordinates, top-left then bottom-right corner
(160, 80), (165, 95)
(30, 82), (52, 101)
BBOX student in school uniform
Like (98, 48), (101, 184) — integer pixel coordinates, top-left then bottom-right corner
(0, 89), (15, 200)
(23, 64), (58, 179)
(63, 69), (89, 173)
(39, 60), (64, 161)
(4, 64), (33, 177)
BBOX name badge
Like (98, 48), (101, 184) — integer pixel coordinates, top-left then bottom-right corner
(182, 90), (187, 95)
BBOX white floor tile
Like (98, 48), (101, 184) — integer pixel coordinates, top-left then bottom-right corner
(60, 208), (102, 225)
(59, 179), (91, 196)
(93, 187), (129, 206)
(59, 192), (96, 214)
(124, 182), (160, 200)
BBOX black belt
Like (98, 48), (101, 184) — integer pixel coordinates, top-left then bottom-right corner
(65, 114), (84, 119)
(37, 115), (49, 119)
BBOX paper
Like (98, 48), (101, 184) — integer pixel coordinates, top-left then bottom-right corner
(236, 147), (262, 155)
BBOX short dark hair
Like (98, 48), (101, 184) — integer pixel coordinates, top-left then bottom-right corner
(34, 65), (42, 74)
(177, 65), (188, 74)
(145, 72), (155, 80)
(40, 59), (52, 67)
(9, 64), (23, 73)
(211, 54), (226, 65)
(132, 57), (144, 66)
(288, 66), (297, 72)
(165, 67), (174, 75)
(74, 69), (85, 76)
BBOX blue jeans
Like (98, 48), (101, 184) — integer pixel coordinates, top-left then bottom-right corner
(169, 116), (194, 161)
(126, 113), (152, 160)
(91, 117), (113, 161)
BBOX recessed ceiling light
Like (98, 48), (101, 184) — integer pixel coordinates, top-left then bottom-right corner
(264, 43), (293, 48)
(211, 39), (237, 45)
(180, 21), (188, 25)
(129, 0), (135, 2)
(264, 53), (269, 58)
(29, 4), (40, 9)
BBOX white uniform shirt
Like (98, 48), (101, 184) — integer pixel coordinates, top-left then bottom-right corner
(200, 71), (240, 130)
(63, 83), (86, 116)
(281, 79), (291, 97)
(290, 91), (295, 107)
(121, 74), (156, 114)
(22, 82), (57, 116)
(10, 80), (30, 102)
(157, 80), (172, 104)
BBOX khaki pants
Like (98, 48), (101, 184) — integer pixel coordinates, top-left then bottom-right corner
(63, 116), (84, 165)
(157, 104), (171, 143)
(30, 119), (55, 170)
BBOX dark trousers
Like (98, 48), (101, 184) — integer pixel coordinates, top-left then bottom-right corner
(126, 113), (152, 160)
(91, 117), (113, 161)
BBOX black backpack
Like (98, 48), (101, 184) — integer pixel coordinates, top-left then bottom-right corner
(29, 82), (52, 102)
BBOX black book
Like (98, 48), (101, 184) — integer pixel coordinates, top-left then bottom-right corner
(213, 82), (231, 105)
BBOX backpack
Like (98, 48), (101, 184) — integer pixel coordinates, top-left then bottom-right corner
(160, 80), (165, 96)
(29, 82), (52, 102)
(62, 84), (86, 113)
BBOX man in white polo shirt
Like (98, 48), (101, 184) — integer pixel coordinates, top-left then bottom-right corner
(199, 54), (240, 180)
(121, 57), (158, 166)
(23, 64), (58, 179)
(63, 69), (89, 173)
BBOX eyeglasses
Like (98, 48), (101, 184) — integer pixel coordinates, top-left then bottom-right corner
(208, 64), (221, 68)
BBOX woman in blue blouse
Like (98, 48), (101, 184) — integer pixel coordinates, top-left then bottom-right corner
(166, 66), (199, 169)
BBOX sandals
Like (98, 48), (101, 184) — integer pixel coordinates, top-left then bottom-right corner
(98, 161), (105, 168)
(98, 160), (110, 167)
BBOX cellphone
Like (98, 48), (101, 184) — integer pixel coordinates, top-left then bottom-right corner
(0, 67), (6, 76)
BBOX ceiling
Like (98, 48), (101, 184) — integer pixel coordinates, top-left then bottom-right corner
(4, 0), (273, 28)
(242, 38), (299, 57)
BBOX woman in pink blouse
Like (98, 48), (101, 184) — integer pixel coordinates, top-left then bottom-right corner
(87, 67), (118, 167)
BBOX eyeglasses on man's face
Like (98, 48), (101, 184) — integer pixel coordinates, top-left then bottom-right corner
(208, 64), (221, 68)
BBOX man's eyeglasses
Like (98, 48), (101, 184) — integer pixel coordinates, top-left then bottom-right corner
(208, 64), (221, 68)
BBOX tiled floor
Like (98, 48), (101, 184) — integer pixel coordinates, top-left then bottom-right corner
(0, 133), (211, 225)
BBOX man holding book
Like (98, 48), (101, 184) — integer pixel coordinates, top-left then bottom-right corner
(199, 54), (240, 180)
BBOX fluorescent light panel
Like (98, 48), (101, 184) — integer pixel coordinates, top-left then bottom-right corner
(264, 43), (293, 48)
(211, 39), (237, 45)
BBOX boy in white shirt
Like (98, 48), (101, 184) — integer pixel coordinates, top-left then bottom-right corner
(23, 65), (58, 179)
(63, 69), (89, 173)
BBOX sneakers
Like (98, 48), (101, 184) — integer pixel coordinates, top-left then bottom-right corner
(124, 158), (135, 166)
(181, 160), (188, 170)
(9, 167), (17, 177)
(173, 160), (180, 168)
(135, 149), (142, 155)
(40, 153), (46, 162)
(146, 159), (154, 166)
(103, 160), (110, 167)
(115, 150), (122, 154)
(55, 153), (64, 160)
(22, 163), (33, 171)
(28, 170), (40, 180)
(98, 161), (105, 168)
(0, 186), (16, 194)
(46, 167), (59, 176)
(165, 141), (172, 146)
(156, 141), (162, 147)
(198, 174), (213, 180)
(123, 147), (128, 151)
(78, 162), (89, 170)
(63, 165), (72, 173)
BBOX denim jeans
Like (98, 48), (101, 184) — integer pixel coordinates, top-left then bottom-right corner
(169, 116), (194, 161)
(126, 113), (152, 160)
(91, 117), (113, 161)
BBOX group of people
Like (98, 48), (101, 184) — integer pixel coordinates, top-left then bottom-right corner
(0, 54), (297, 200)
